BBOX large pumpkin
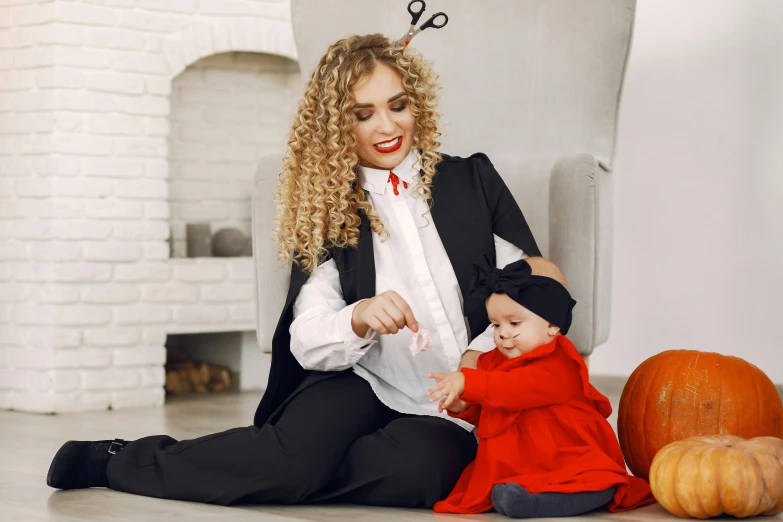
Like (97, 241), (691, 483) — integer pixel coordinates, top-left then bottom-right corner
(618, 350), (783, 480)
(650, 435), (783, 518)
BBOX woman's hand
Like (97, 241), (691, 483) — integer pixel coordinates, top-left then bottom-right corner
(351, 290), (418, 337)
(427, 371), (465, 411)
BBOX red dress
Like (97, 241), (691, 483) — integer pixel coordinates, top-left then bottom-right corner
(433, 335), (655, 514)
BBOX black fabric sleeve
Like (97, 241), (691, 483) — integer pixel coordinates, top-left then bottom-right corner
(472, 153), (541, 257)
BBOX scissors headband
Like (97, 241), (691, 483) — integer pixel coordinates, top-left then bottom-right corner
(318, 2), (449, 79)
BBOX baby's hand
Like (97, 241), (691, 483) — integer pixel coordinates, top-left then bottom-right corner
(427, 372), (465, 411)
(438, 397), (470, 414)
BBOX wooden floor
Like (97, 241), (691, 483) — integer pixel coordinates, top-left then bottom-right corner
(0, 377), (765, 522)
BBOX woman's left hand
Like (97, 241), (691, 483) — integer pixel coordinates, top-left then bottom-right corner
(427, 372), (465, 409)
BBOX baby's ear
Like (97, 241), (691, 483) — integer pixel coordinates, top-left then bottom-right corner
(548, 324), (561, 336)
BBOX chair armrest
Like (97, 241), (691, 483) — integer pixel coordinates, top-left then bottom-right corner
(251, 154), (289, 353)
(548, 153), (613, 356)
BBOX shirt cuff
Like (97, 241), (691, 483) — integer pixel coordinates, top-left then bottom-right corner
(460, 367), (487, 404)
(338, 299), (378, 349)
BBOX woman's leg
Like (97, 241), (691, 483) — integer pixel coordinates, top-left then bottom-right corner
(309, 415), (478, 508)
(51, 372), (384, 505)
(491, 483), (617, 518)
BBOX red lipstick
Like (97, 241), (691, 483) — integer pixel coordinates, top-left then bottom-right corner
(373, 136), (403, 154)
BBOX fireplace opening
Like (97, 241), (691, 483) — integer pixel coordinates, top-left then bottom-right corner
(164, 330), (269, 396)
(167, 51), (299, 259)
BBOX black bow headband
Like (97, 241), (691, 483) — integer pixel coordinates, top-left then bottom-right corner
(464, 254), (577, 334)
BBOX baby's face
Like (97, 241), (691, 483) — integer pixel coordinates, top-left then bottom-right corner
(486, 293), (556, 359)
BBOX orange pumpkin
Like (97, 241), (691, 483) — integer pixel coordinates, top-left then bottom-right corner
(650, 435), (783, 518)
(618, 350), (783, 480)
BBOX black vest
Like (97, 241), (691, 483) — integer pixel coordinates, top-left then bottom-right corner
(253, 153), (540, 426)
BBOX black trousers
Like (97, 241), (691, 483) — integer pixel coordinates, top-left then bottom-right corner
(107, 372), (477, 507)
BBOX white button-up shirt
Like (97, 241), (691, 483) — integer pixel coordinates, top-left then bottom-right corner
(289, 152), (527, 430)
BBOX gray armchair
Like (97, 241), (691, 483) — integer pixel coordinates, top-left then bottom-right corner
(253, 0), (634, 361)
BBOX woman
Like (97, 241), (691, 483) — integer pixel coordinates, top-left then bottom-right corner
(47, 33), (541, 508)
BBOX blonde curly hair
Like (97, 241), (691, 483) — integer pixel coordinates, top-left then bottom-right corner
(274, 33), (443, 275)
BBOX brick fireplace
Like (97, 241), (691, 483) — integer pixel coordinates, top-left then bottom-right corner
(0, 0), (299, 413)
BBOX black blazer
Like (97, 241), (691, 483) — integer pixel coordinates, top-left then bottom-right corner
(253, 153), (540, 426)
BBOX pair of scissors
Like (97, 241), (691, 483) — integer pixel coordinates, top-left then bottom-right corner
(399, 0), (448, 46)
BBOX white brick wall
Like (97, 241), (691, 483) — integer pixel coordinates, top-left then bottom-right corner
(0, 1), (60, 412)
(0, 0), (297, 413)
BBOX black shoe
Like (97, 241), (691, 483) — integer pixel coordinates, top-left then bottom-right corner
(47, 439), (127, 490)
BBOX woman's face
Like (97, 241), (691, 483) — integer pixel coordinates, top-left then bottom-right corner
(351, 62), (415, 170)
(486, 293), (559, 359)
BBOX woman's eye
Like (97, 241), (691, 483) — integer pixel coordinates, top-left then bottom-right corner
(510, 322), (520, 326)
(355, 113), (371, 122)
(391, 103), (407, 112)
(491, 324), (498, 328)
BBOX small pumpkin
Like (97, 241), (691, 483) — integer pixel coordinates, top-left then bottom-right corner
(650, 435), (783, 518)
(618, 350), (783, 480)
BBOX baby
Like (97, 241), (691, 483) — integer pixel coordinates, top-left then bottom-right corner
(428, 255), (655, 517)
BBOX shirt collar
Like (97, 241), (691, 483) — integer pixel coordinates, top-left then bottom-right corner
(358, 151), (419, 195)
